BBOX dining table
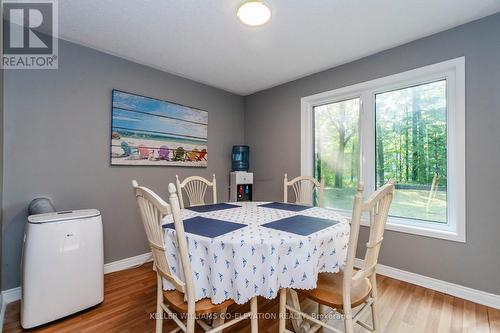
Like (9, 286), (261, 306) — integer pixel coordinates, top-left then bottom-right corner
(162, 201), (350, 330)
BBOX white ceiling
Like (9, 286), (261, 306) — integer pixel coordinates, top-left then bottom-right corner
(59, 0), (500, 95)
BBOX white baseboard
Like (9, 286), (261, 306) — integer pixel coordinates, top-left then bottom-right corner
(103, 252), (153, 274)
(1, 286), (22, 333)
(1, 287), (21, 306)
(0, 252), (153, 307)
(354, 258), (500, 309)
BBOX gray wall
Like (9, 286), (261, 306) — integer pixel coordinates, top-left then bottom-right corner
(244, 13), (500, 294)
(2, 40), (245, 290)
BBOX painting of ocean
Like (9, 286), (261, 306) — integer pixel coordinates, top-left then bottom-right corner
(111, 90), (208, 166)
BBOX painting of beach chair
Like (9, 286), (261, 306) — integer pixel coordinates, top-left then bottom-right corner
(186, 149), (200, 161)
(172, 147), (186, 161)
(197, 149), (207, 161)
(138, 145), (152, 159)
(120, 141), (132, 156)
(111, 90), (208, 166)
(158, 146), (170, 161)
(120, 141), (140, 158)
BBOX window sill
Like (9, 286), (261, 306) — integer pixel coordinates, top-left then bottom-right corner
(332, 209), (466, 243)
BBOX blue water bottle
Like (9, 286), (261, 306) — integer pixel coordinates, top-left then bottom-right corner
(231, 145), (249, 171)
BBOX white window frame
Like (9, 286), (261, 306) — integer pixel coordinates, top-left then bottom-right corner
(301, 57), (465, 242)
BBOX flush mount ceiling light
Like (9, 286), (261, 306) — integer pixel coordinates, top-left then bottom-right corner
(237, 1), (271, 26)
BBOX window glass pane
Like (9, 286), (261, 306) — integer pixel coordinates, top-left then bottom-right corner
(375, 80), (447, 223)
(314, 98), (360, 210)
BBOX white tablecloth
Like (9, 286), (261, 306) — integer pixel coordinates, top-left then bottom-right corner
(162, 202), (350, 305)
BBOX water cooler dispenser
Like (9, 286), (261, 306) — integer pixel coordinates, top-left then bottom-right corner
(230, 145), (253, 202)
(230, 171), (253, 201)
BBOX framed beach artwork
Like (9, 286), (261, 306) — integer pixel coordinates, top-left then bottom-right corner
(110, 90), (208, 167)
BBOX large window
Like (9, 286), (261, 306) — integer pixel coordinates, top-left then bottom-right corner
(302, 58), (465, 241)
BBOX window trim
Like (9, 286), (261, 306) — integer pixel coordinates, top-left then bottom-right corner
(301, 57), (465, 242)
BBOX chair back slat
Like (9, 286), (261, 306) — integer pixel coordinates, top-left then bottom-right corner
(132, 180), (187, 294)
(176, 174), (217, 208)
(284, 174), (325, 207)
(343, 181), (395, 297)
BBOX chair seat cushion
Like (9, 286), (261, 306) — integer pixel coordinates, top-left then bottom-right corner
(163, 290), (235, 315)
(296, 272), (372, 309)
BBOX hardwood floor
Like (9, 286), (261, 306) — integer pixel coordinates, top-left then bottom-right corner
(3, 263), (499, 333)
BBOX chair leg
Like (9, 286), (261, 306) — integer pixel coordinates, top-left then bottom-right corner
(287, 289), (304, 332)
(370, 275), (380, 332)
(156, 275), (163, 333)
(319, 304), (328, 321)
(212, 307), (227, 332)
(343, 303), (354, 333)
(279, 289), (286, 333)
(344, 317), (354, 333)
(186, 318), (196, 333)
(250, 296), (258, 333)
(186, 298), (196, 333)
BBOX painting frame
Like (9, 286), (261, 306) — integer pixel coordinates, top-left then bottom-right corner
(110, 89), (208, 167)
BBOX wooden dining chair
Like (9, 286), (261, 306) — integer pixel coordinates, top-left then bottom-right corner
(175, 174), (217, 209)
(132, 180), (258, 333)
(278, 181), (395, 333)
(283, 174), (325, 207)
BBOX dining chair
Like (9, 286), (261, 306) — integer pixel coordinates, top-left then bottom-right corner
(132, 180), (258, 333)
(175, 174), (217, 209)
(283, 174), (325, 207)
(278, 181), (395, 333)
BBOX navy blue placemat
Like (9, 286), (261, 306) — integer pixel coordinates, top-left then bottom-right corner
(258, 202), (311, 212)
(262, 215), (339, 236)
(186, 203), (240, 213)
(163, 216), (246, 238)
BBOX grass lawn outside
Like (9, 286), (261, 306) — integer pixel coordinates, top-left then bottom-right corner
(322, 187), (447, 223)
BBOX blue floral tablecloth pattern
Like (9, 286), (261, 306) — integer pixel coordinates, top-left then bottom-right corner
(162, 201), (350, 305)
